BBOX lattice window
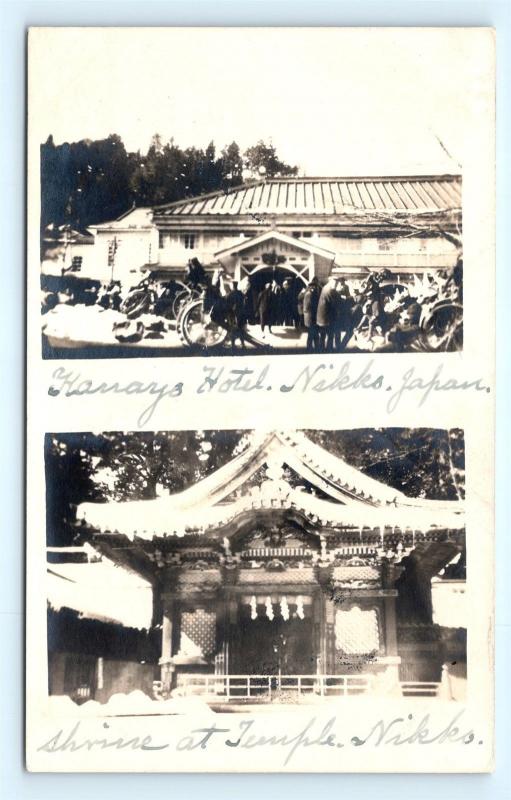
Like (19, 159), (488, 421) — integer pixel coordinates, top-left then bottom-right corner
(179, 609), (216, 657)
(335, 606), (379, 654)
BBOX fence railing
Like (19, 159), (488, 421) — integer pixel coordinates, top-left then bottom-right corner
(177, 674), (372, 701)
(176, 674), (441, 701)
(400, 681), (441, 697)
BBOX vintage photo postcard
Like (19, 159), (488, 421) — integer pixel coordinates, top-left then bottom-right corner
(26, 27), (495, 773)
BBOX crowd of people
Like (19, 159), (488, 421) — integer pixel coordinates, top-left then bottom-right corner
(41, 255), (462, 352)
(200, 261), (462, 352)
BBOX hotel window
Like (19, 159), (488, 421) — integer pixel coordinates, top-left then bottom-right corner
(377, 238), (391, 251)
(69, 256), (82, 272)
(182, 233), (196, 250)
(159, 232), (172, 249)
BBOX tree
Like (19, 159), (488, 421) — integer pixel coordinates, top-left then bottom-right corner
(44, 433), (105, 546)
(243, 140), (298, 179)
(40, 134), (133, 231)
(45, 430), (245, 546)
(305, 428), (465, 501)
(219, 141), (244, 187)
(41, 133), (300, 233)
(93, 430), (244, 500)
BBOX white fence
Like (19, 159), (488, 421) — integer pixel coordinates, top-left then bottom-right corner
(176, 674), (441, 701)
(400, 681), (441, 697)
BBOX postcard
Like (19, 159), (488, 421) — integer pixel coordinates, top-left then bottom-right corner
(26, 27), (495, 772)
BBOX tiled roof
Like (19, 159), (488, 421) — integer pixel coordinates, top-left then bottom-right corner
(154, 176), (461, 218)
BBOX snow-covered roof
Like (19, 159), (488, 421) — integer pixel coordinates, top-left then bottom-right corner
(90, 207), (154, 232)
(76, 431), (464, 540)
(47, 554), (153, 629)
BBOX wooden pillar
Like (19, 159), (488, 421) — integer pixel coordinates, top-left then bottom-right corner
(159, 596), (176, 694)
(323, 596), (336, 675)
(215, 590), (234, 676)
(313, 592), (324, 675)
(225, 593), (238, 673)
(383, 593), (399, 656)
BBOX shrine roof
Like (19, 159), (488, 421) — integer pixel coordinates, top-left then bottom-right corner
(152, 176), (461, 219)
(76, 431), (464, 540)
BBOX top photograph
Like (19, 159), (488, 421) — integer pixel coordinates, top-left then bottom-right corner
(36, 30), (464, 360)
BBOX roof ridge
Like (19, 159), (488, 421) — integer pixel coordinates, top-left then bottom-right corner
(247, 174), (462, 182)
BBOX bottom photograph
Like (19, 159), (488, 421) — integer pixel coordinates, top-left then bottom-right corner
(45, 427), (466, 713)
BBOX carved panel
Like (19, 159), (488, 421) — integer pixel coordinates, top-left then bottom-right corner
(332, 564), (381, 586)
(335, 606), (380, 655)
(177, 569), (221, 585)
(238, 567), (316, 584)
(177, 609), (217, 659)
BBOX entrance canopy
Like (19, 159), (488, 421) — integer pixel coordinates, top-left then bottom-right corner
(215, 230), (334, 285)
(215, 230), (335, 261)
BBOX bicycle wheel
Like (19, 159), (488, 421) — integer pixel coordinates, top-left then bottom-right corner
(420, 302), (463, 352)
(177, 299), (229, 348)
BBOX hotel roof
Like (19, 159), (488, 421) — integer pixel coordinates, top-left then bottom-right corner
(153, 176), (462, 218)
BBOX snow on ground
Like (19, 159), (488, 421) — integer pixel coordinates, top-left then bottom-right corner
(48, 691), (215, 717)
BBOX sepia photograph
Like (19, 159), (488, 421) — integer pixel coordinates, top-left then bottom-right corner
(36, 29), (464, 359)
(25, 25), (495, 776)
(45, 428), (466, 713)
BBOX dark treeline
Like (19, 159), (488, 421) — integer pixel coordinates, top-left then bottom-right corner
(41, 134), (298, 232)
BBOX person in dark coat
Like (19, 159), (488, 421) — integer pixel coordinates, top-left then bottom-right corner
(257, 282), (273, 334)
(336, 277), (350, 300)
(225, 281), (248, 350)
(303, 278), (320, 351)
(297, 285), (306, 328)
(332, 279), (352, 350)
(281, 279), (298, 327)
(316, 277), (340, 351)
(339, 291), (364, 350)
(270, 280), (283, 326)
(185, 257), (208, 289)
